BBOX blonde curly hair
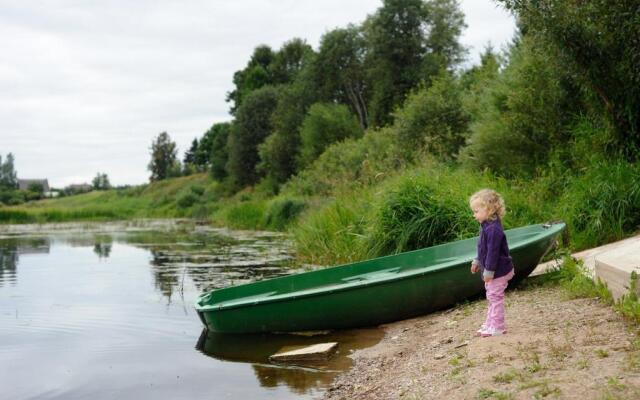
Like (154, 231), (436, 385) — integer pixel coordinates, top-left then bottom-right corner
(469, 189), (506, 220)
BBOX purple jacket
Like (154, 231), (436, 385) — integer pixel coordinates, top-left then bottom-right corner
(475, 219), (514, 279)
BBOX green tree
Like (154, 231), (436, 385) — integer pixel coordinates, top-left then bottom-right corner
(394, 70), (470, 161)
(148, 132), (180, 182)
(298, 103), (364, 167)
(226, 39), (313, 116)
(0, 153), (18, 190)
(313, 26), (369, 129)
(226, 86), (279, 186)
(258, 67), (322, 184)
(499, 0), (640, 158)
(269, 38), (314, 84)
(92, 172), (111, 190)
(209, 122), (232, 180)
(183, 138), (198, 167)
(460, 36), (578, 177)
(363, 0), (465, 127)
(226, 45), (275, 115)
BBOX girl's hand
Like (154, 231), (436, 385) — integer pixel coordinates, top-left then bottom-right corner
(483, 276), (493, 283)
(470, 262), (479, 274)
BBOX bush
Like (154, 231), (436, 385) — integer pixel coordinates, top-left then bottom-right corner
(460, 36), (577, 177)
(298, 102), (363, 168)
(176, 191), (199, 209)
(263, 197), (307, 231)
(0, 190), (25, 205)
(284, 127), (404, 196)
(394, 70), (470, 161)
(190, 185), (205, 196)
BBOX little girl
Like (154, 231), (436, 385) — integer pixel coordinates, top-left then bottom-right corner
(469, 189), (515, 337)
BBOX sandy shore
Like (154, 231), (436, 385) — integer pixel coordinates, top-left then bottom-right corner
(324, 283), (640, 399)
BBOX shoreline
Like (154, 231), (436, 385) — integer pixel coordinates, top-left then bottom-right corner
(322, 282), (640, 399)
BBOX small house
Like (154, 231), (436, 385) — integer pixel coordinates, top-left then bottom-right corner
(17, 179), (50, 193)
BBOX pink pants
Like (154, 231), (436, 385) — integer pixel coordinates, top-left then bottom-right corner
(484, 269), (515, 331)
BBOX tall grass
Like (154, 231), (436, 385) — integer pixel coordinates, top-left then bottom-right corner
(560, 159), (640, 250)
(368, 175), (477, 256)
(292, 193), (372, 266)
(293, 163), (555, 266)
(211, 200), (268, 230)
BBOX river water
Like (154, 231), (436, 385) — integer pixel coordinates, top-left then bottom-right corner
(0, 221), (382, 400)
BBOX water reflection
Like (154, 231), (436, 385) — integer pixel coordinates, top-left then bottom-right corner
(0, 227), (297, 302)
(0, 237), (50, 286)
(0, 222), (381, 399)
(196, 328), (384, 395)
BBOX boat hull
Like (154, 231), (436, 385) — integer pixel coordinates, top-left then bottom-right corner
(196, 223), (565, 333)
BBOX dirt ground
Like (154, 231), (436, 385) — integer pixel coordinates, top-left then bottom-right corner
(324, 283), (640, 400)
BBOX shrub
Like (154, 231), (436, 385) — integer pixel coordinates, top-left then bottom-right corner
(263, 197), (307, 231)
(460, 36), (577, 177)
(176, 191), (199, 209)
(284, 127), (404, 196)
(298, 102), (363, 168)
(190, 185), (205, 196)
(394, 70), (470, 161)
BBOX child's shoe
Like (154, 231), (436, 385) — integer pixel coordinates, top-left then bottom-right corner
(474, 324), (487, 337)
(480, 327), (506, 337)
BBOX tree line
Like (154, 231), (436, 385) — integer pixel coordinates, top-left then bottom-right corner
(148, 0), (465, 189)
(148, 0), (640, 201)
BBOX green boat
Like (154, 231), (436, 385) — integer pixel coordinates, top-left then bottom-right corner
(195, 222), (565, 333)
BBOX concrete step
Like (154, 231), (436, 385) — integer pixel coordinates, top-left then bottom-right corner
(530, 234), (640, 300)
(595, 240), (640, 300)
(531, 234), (640, 277)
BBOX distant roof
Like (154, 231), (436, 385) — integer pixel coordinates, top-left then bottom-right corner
(18, 179), (50, 192)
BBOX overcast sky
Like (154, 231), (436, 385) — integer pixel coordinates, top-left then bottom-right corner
(0, 0), (515, 188)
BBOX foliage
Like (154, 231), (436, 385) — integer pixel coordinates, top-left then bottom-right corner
(263, 197), (307, 231)
(183, 138), (199, 168)
(557, 256), (612, 303)
(209, 122), (232, 180)
(292, 194), (372, 265)
(226, 45), (275, 115)
(312, 25), (369, 129)
(460, 36), (577, 177)
(298, 103), (363, 168)
(615, 271), (640, 325)
(176, 185), (204, 209)
(148, 132), (181, 182)
(0, 153), (17, 190)
(394, 70), (470, 161)
(559, 159), (640, 250)
(213, 199), (267, 230)
(284, 126), (404, 196)
(226, 39), (313, 115)
(257, 74), (321, 184)
(368, 172), (478, 256)
(92, 172), (111, 190)
(364, 0), (465, 126)
(500, 0), (640, 159)
(226, 86), (279, 186)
